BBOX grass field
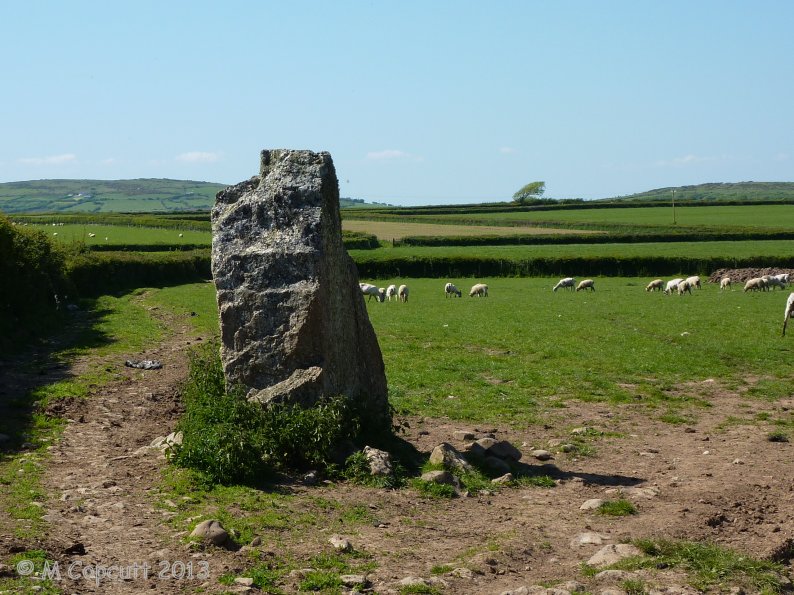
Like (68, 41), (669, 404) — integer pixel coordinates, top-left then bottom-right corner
(30, 223), (211, 246)
(145, 279), (794, 426)
(341, 220), (599, 241)
(423, 204), (794, 229)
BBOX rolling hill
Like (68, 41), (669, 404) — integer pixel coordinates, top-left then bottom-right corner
(0, 178), (384, 213)
(605, 182), (794, 202)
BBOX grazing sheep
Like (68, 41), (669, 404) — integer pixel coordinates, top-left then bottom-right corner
(87, 232), (96, 238)
(52, 232), (58, 236)
(744, 277), (768, 292)
(762, 275), (786, 291)
(385, 284), (398, 301)
(552, 277), (576, 292)
(783, 292), (794, 336)
(677, 280), (693, 295)
(398, 284), (409, 303)
(469, 283), (489, 297)
(775, 273), (790, 285)
(684, 275), (701, 290)
(444, 282), (462, 298)
(359, 282), (385, 302)
(664, 278), (684, 295)
(646, 279), (664, 292)
(178, 233), (184, 238)
(576, 279), (595, 292)
(720, 277), (731, 291)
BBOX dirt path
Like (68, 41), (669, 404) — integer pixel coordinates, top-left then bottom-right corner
(35, 312), (214, 594)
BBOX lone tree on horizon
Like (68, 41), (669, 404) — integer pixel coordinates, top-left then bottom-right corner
(512, 181), (545, 204)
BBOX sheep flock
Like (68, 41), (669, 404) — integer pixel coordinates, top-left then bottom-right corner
(359, 274), (794, 338)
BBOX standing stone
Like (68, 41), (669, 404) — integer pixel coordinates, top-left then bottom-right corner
(211, 149), (390, 428)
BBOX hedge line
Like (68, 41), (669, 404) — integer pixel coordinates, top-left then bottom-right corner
(352, 254), (794, 279)
(66, 250), (211, 297)
(396, 229), (794, 247)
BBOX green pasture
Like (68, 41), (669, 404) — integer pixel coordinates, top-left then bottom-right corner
(142, 279), (794, 426)
(424, 204), (794, 229)
(349, 239), (794, 263)
(30, 223), (211, 246)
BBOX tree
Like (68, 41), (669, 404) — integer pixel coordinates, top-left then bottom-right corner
(512, 181), (545, 205)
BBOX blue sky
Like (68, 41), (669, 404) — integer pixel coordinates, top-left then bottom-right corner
(1, 1), (792, 204)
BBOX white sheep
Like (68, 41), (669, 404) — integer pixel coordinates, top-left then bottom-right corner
(385, 284), (398, 301)
(744, 277), (768, 292)
(677, 280), (693, 295)
(359, 282), (385, 302)
(646, 279), (664, 292)
(178, 233), (184, 238)
(720, 277), (731, 291)
(576, 279), (595, 292)
(552, 277), (575, 292)
(684, 275), (701, 290)
(783, 292), (794, 336)
(762, 275), (786, 291)
(469, 283), (488, 297)
(398, 284), (409, 303)
(774, 273), (790, 285)
(444, 282), (462, 298)
(664, 278), (684, 295)
(88, 232), (96, 238)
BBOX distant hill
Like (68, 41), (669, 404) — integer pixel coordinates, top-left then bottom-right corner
(0, 178), (388, 213)
(605, 182), (794, 203)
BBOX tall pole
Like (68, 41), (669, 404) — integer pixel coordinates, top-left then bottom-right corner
(672, 189), (676, 225)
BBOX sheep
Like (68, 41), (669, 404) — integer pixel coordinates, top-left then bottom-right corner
(385, 284), (398, 301)
(398, 284), (409, 303)
(178, 233), (184, 238)
(783, 292), (794, 336)
(576, 279), (595, 292)
(684, 275), (701, 290)
(359, 282), (385, 302)
(677, 280), (693, 295)
(469, 283), (488, 297)
(444, 282), (462, 298)
(762, 275), (786, 291)
(664, 278), (684, 295)
(744, 277), (768, 292)
(87, 232), (96, 238)
(52, 232), (58, 236)
(646, 279), (664, 292)
(775, 273), (790, 285)
(720, 277), (731, 291)
(552, 277), (576, 292)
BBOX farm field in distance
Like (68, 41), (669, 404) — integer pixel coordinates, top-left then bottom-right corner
(29, 223), (210, 246)
(415, 204), (794, 229)
(341, 219), (601, 241)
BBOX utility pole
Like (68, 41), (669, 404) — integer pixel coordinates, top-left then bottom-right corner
(672, 189), (677, 225)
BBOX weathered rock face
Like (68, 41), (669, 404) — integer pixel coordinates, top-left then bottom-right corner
(211, 149), (390, 427)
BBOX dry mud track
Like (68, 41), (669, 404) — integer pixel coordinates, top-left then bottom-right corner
(2, 313), (794, 593)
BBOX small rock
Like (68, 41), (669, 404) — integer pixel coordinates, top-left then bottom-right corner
(559, 581), (587, 592)
(569, 532), (610, 547)
(329, 534), (352, 552)
(499, 587), (529, 595)
(492, 473), (514, 485)
(234, 577), (254, 586)
(364, 446), (393, 476)
(340, 574), (368, 587)
(530, 449), (553, 461)
(451, 567), (476, 579)
(571, 427), (590, 435)
(559, 443), (575, 453)
(453, 430), (476, 441)
(421, 470), (457, 485)
(302, 470), (319, 485)
(399, 576), (430, 587)
(594, 569), (635, 581)
(250, 536), (262, 546)
(475, 436), (498, 450)
(429, 443), (473, 472)
(150, 436), (167, 448)
(580, 498), (605, 510)
(487, 440), (523, 461)
(190, 520), (230, 547)
(587, 543), (643, 567)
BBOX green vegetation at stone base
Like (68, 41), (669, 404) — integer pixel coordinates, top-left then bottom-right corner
(172, 342), (393, 485)
(610, 539), (788, 593)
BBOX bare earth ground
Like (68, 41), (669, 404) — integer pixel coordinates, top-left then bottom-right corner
(2, 311), (794, 594)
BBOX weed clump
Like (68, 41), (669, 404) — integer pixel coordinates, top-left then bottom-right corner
(173, 343), (371, 485)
